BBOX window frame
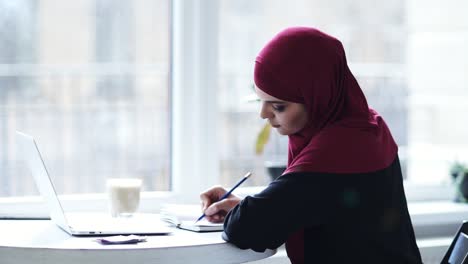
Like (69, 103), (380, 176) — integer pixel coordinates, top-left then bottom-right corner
(0, 0), (455, 219)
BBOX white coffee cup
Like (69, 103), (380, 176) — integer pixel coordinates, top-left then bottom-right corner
(107, 178), (143, 217)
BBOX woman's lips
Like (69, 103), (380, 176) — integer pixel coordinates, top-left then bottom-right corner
(271, 124), (280, 128)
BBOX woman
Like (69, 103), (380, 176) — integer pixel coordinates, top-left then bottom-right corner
(200, 27), (422, 263)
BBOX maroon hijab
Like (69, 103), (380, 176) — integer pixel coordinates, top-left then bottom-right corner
(254, 27), (398, 263)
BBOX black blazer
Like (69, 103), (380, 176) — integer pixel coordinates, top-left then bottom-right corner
(223, 157), (423, 263)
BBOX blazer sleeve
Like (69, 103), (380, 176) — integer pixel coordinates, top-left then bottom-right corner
(222, 172), (335, 252)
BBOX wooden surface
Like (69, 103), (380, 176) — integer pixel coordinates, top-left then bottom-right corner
(0, 220), (276, 264)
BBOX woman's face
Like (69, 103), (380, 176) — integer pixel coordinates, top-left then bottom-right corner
(255, 87), (308, 135)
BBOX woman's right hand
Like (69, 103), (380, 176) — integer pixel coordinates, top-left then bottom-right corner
(200, 185), (241, 223)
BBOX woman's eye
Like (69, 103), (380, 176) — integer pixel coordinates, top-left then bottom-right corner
(272, 105), (286, 112)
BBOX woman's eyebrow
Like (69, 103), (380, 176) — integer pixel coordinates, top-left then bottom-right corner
(264, 100), (286, 104)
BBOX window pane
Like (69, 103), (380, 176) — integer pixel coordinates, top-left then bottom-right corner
(0, 0), (171, 197)
(218, 0), (461, 187)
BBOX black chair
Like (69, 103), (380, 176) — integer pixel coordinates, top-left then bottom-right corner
(441, 221), (468, 264)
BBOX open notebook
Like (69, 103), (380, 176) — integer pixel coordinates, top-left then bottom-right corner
(160, 204), (223, 232)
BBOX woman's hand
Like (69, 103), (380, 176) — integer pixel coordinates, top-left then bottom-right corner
(200, 185), (242, 223)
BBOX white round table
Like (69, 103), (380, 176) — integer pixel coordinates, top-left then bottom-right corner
(0, 220), (276, 264)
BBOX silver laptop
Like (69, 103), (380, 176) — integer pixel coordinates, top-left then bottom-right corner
(16, 131), (172, 236)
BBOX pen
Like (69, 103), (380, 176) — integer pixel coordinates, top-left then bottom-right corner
(195, 171), (252, 223)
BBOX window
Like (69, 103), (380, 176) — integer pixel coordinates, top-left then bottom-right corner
(0, 0), (171, 199)
(2, 1), (467, 217)
(217, 0), (408, 186)
(216, 0), (468, 195)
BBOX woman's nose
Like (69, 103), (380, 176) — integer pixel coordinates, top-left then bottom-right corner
(259, 103), (272, 119)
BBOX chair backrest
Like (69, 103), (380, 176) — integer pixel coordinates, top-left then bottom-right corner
(442, 221), (468, 264)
